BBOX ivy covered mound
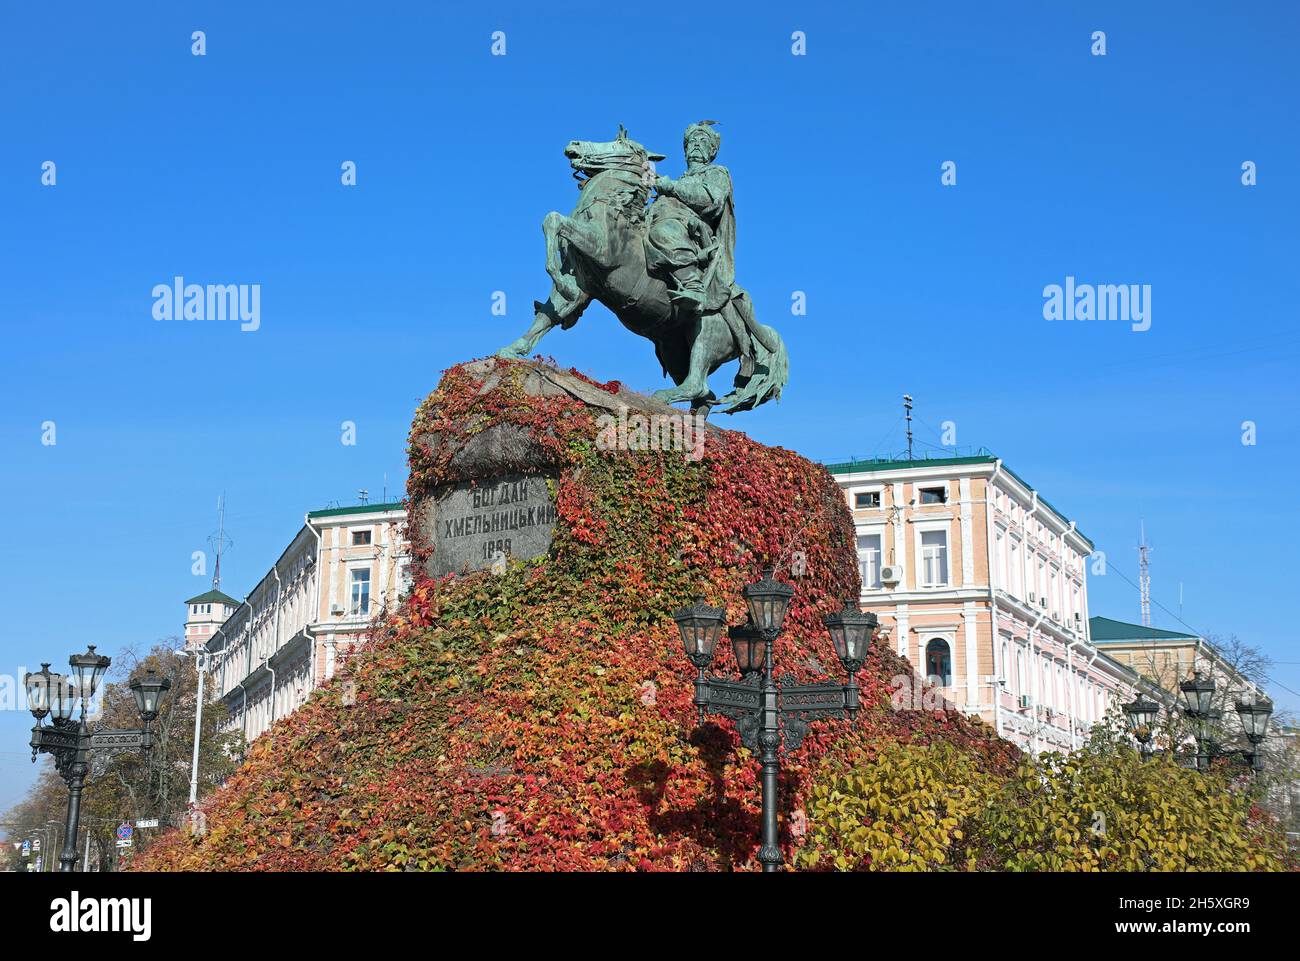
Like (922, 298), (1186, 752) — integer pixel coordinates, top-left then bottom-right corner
(134, 357), (1017, 871)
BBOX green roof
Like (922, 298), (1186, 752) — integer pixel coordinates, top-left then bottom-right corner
(1089, 615), (1197, 644)
(823, 450), (1092, 549)
(185, 589), (240, 606)
(824, 452), (997, 474)
(307, 501), (405, 519)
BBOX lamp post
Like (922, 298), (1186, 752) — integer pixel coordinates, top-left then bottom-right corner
(673, 572), (876, 873)
(175, 646), (219, 811)
(1179, 671), (1217, 771)
(1126, 672), (1273, 774)
(1121, 694), (1161, 756)
(24, 648), (171, 872)
(1233, 697), (1274, 773)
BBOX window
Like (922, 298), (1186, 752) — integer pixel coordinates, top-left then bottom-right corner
(352, 529), (372, 546)
(919, 486), (947, 505)
(349, 568), (371, 615)
(925, 639), (952, 686)
(857, 533), (882, 590)
(854, 491), (881, 509)
(920, 530), (949, 587)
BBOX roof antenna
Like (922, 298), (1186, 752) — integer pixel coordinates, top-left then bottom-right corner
(903, 395), (914, 460)
(358, 489), (370, 506)
(1138, 521), (1152, 627)
(208, 493), (232, 590)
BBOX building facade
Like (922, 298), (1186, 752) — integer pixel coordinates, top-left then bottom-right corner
(828, 451), (1145, 753)
(203, 502), (411, 745)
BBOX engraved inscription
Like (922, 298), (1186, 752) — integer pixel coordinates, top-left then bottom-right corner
(426, 473), (557, 577)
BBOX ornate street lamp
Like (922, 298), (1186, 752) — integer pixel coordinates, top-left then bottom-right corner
(823, 602), (878, 722)
(742, 569), (794, 636)
(24, 664), (57, 720)
(26, 648), (171, 872)
(673, 576), (871, 873)
(728, 621), (767, 677)
(1175, 672), (1271, 775)
(1180, 672), (1216, 771)
(68, 646), (111, 702)
(1121, 694), (1160, 754)
(130, 669), (172, 722)
(1180, 671), (1215, 718)
(1234, 698), (1273, 772)
(672, 597), (726, 724)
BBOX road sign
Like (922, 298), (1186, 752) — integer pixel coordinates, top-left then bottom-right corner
(135, 818), (159, 829)
(20, 840), (30, 857)
(116, 822), (133, 842)
(32, 838), (41, 852)
(116, 839), (132, 848)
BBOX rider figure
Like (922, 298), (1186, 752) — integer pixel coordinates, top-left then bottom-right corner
(647, 121), (737, 318)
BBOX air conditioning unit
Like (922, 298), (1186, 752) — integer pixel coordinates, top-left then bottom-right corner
(330, 604), (345, 616)
(1040, 597), (1048, 609)
(1028, 592), (1037, 604)
(880, 565), (903, 586)
(1018, 694), (1032, 709)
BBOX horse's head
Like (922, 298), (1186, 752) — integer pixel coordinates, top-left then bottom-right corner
(564, 125), (667, 180)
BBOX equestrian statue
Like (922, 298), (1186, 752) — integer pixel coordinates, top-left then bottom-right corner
(496, 122), (788, 414)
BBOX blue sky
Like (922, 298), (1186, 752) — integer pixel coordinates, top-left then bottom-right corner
(2, 1), (1297, 807)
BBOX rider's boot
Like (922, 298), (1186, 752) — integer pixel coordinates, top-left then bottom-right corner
(669, 266), (707, 317)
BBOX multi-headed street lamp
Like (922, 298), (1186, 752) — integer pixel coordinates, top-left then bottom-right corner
(1121, 671), (1273, 773)
(25, 647), (171, 872)
(673, 571), (876, 873)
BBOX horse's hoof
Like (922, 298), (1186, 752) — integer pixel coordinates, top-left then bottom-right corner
(495, 344), (527, 360)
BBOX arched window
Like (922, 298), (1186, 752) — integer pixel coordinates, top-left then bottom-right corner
(925, 638), (953, 686)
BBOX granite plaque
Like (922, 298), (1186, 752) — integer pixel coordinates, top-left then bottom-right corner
(425, 472), (558, 577)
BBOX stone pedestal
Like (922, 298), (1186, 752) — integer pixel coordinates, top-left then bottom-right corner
(408, 357), (707, 579)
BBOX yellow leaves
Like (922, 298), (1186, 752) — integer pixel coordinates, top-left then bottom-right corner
(796, 742), (989, 872)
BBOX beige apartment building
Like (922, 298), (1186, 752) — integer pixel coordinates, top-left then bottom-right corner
(196, 502), (411, 745)
(828, 451), (1146, 753)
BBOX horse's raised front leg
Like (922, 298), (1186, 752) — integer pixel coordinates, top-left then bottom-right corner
(554, 211), (613, 269)
(495, 286), (591, 359)
(542, 211), (582, 303)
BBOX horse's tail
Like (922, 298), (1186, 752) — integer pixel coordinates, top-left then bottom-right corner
(722, 322), (788, 414)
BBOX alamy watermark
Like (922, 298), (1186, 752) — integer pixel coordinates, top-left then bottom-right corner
(594, 406), (707, 462)
(1043, 276), (1150, 332)
(1, 666), (104, 718)
(152, 276), (260, 331)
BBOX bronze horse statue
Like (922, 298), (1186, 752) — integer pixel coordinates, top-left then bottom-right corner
(496, 127), (788, 414)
